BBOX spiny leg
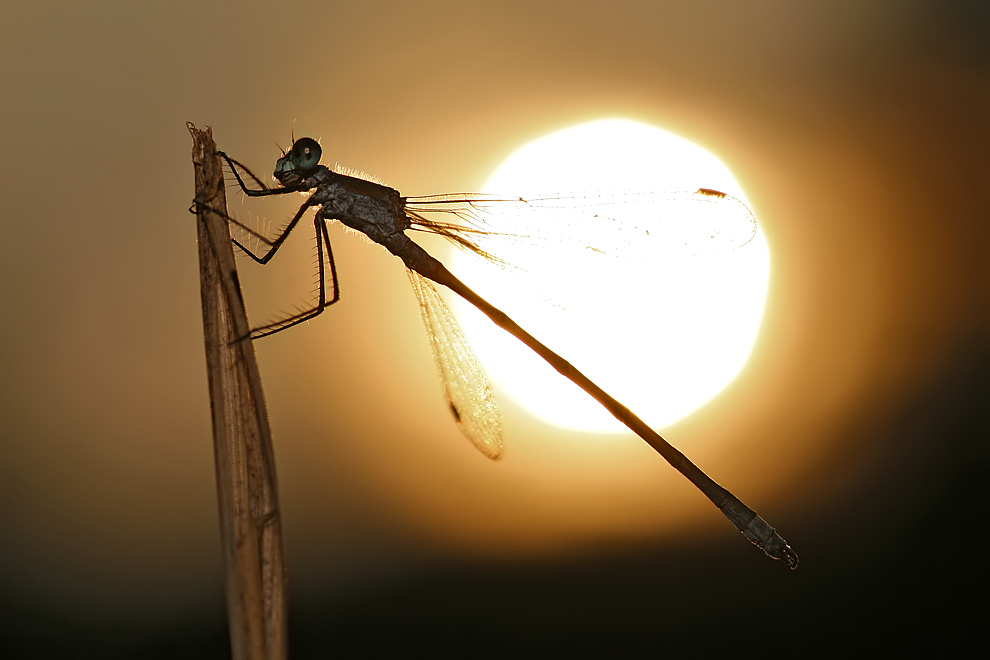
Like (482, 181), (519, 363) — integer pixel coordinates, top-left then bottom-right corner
(231, 198), (319, 265)
(191, 199), (277, 254)
(247, 217), (340, 340)
(217, 150), (299, 198)
(190, 196), (317, 266)
(212, 149), (320, 264)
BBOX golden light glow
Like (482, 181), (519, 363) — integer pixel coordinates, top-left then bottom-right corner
(452, 119), (770, 432)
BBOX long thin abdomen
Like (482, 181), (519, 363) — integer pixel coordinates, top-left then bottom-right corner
(407, 244), (798, 568)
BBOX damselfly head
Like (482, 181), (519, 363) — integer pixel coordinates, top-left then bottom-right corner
(273, 137), (322, 187)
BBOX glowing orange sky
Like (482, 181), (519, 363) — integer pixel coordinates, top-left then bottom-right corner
(0, 3), (985, 645)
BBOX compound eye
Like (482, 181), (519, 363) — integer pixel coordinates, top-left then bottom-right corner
(290, 137), (322, 172)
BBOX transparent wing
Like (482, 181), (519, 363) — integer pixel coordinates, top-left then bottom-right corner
(407, 270), (504, 460)
(405, 188), (758, 268)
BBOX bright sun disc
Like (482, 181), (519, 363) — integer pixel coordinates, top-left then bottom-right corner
(450, 119), (770, 432)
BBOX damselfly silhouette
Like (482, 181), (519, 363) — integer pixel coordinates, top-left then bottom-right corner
(203, 137), (798, 568)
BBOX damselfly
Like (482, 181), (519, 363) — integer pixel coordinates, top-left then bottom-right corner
(201, 137), (798, 568)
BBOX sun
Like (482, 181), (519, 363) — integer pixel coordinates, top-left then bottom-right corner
(450, 118), (770, 432)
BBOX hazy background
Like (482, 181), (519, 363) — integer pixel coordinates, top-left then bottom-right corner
(1, 1), (986, 656)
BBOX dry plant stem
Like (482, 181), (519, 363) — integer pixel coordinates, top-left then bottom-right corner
(189, 123), (288, 660)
